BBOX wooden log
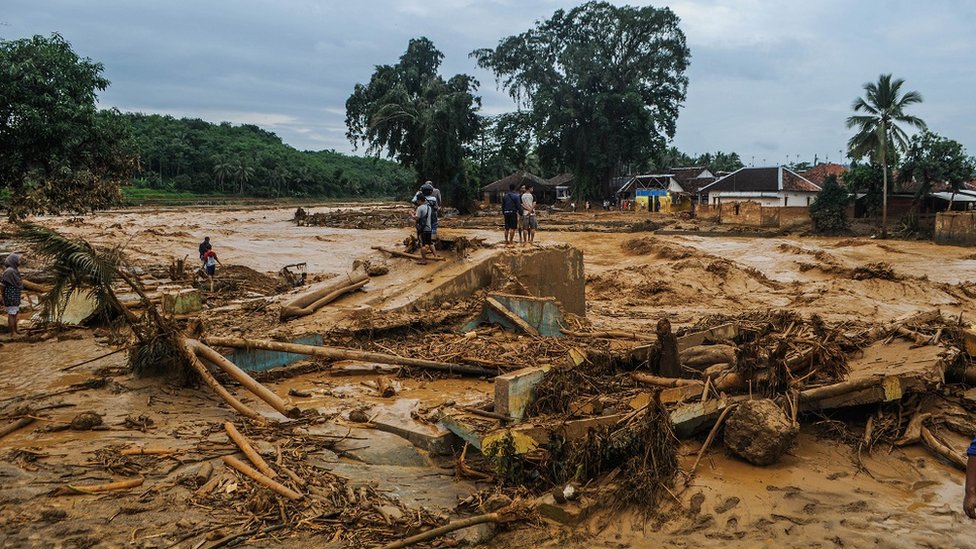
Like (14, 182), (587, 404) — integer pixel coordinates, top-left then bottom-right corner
(372, 246), (446, 261)
(679, 345), (737, 368)
(54, 476), (144, 495)
(920, 425), (967, 470)
(631, 372), (700, 388)
(0, 417), (35, 440)
(279, 271), (370, 320)
(559, 329), (657, 342)
(195, 461), (214, 485)
(486, 296), (540, 337)
(184, 342), (264, 422)
(22, 279), (51, 292)
(204, 336), (498, 378)
(187, 339), (300, 418)
(224, 422), (276, 478)
(799, 377), (880, 403)
(378, 511), (504, 549)
(221, 455), (302, 500)
(895, 412), (930, 446)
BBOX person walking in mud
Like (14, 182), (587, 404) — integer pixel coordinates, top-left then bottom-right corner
(201, 248), (223, 291)
(413, 194), (437, 263)
(1, 253), (23, 337)
(502, 183), (522, 246)
(198, 236), (212, 266)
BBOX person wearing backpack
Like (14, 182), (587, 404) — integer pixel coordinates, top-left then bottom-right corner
(413, 194), (437, 264)
(501, 183), (522, 246)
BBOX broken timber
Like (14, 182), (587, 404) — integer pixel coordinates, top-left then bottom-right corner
(280, 271), (369, 320)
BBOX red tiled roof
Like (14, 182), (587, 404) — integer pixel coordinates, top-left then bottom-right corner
(801, 163), (848, 188)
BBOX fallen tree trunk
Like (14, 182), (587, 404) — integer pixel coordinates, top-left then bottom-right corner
(222, 455), (302, 500)
(631, 372), (701, 388)
(187, 339), (300, 418)
(279, 271), (370, 321)
(378, 511), (504, 549)
(224, 422), (276, 478)
(560, 329), (657, 342)
(204, 336), (499, 378)
(799, 377), (880, 403)
(372, 246), (446, 261)
(184, 342), (264, 422)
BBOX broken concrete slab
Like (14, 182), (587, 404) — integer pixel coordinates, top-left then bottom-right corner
(161, 288), (202, 314)
(677, 322), (742, 352)
(368, 399), (458, 455)
(495, 365), (551, 420)
(222, 333), (324, 372)
(535, 493), (598, 525)
(318, 462), (478, 510)
(468, 293), (567, 337)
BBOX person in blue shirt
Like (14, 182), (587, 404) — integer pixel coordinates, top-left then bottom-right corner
(965, 437), (976, 517)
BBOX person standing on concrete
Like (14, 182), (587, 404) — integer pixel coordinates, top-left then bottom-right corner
(201, 248), (223, 292)
(521, 183), (537, 244)
(502, 183), (522, 246)
(198, 237), (212, 266)
(1, 253), (23, 336)
(412, 181), (440, 246)
(413, 193), (437, 263)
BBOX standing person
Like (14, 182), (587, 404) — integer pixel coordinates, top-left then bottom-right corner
(521, 183), (537, 244)
(201, 248), (223, 292)
(501, 183), (522, 246)
(198, 237), (212, 266)
(412, 181), (440, 244)
(517, 184), (527, 243)
(1, 254), (23, 337)
(413, 194), (437, 263)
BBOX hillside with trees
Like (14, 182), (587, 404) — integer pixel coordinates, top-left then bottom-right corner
(125, 113), (415, 199)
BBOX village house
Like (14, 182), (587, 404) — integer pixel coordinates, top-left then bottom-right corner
(480, 171), (553, 205)
(700, 166), (821, 208)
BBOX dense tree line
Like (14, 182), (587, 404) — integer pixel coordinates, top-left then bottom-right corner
(126, 113), (414, 198)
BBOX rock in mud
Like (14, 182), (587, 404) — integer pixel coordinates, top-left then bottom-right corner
(723, 400), (797, 466)
(69, 411), (103, 430)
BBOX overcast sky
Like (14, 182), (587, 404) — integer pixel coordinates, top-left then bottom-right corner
(4, 0), (975, 167)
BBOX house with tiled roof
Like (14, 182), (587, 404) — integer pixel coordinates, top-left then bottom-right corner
(700, 166), (822, 208)
(801, 163), (848, 189)
(481, 171), (553, 204)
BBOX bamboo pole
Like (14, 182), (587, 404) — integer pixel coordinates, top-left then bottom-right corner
(187, 339), (301, 418)
(204, 336), (499, 378)
(55, 476), (144, 495)
(560, 329), (657, 341)
(222, 456), (303, 500)
(120, 447), (179, 456)
(630, 372), (700, 388)
(184, 343), (264, 422)
(690, 404), (737, 476)
(224, 422), (276, 478)
(279, 271), (370, 320)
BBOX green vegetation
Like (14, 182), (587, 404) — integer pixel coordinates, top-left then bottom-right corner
(899, 131), (976, 208)
(125, 113), (415, 199)
(473, 1), (691, 199)
(0, 34), (136, 219)
(809, 175), (850, 233)
(846, 73), (926, 236)
(345, 38), (481, 209)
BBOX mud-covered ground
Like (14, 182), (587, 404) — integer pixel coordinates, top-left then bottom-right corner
(2, 204), (976, 548)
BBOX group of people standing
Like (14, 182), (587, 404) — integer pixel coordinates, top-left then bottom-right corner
(411, 181), (442, 263)
(502, 182), (538, 246)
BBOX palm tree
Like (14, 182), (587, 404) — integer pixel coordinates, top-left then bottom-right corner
(233, 162), (255, 195)
(846, 73), (926, 237)
(212, 159), (233, 193)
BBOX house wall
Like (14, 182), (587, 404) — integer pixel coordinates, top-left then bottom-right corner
(934, 212), (976, 246)
(713, 201), (810, 228)
(778, 207), (812, 227)
(710, 191), (817, 208)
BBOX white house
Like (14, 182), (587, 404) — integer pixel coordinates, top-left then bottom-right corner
(700, 166), (821, 208)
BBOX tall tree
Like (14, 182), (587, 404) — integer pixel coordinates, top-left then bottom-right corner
(473, 2), (690, 199)
(0, 34), (137, 219)
(846, 73), (926, 237)
(345, 37), (481, 206)
(899, 130), (976, 210)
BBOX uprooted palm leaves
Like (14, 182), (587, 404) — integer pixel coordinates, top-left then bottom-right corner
(19, 224), (192, 380)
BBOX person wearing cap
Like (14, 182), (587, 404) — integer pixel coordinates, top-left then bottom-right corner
(412, 181), (441, 246)
(413, 193), (437, 263)
(1, 253), (24, 336)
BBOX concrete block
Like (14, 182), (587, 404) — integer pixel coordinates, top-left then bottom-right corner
(161, 288), (202, 314)
(369, 399), (458, 455)
(535, 494), (597, 525)
(495, 365), (551, 420)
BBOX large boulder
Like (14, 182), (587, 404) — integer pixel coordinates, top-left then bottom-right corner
(723, 399), (798, 466)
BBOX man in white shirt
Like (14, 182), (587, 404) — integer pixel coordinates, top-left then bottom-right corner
(521, 184), (537, 244)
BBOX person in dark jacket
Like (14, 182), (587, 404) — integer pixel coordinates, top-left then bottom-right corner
(198, 237), (212, 265)
(501, 183), (523, 246)
(1, 253), (23, 336)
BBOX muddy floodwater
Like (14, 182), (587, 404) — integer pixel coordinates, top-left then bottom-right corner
(2, 204), (976, 548)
